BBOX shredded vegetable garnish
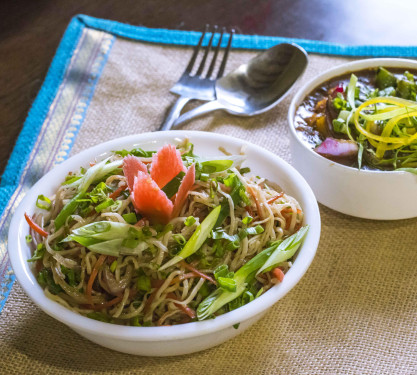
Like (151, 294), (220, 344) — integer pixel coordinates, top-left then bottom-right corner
(354, 97), (417, 163)
(295, 67), (417, 173)
(26, 140), (307, 326)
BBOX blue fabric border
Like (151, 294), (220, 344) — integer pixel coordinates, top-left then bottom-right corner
(0, 17), (85, 216)
(0, 16), (85, 313)
(77, 14), (417, 57)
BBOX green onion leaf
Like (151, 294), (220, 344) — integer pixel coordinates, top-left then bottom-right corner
(36, 195), (52, 211)
(217, 277), (237, 292)
(242, 216), (253, 225)
(239, 167), (250, 174)
(137, 270), (151, 292)
(184, 216), (196, 226)
(173, 234), (186, 245)
(122, 238), (140, 249)
(197, 227), (309, 320)
(200, 159), (233, 173)
(27, 243), (46, 262)
(37, 269), (62, 294)
(61, 176), (82, 185)
(200, 173), (209, 182)
(159, 205), (221, 270)
(122, 212), (137, 224)
(257, 225), (309, 274)
(114, 148), (155, 158)
(87, 312), (111, 323)
(95, 198), (115, 213)
(25, 235), (32, 243)
(110, 260), (118, 273)
(54, 158), (122, 229)
(161, 171), (186, 199)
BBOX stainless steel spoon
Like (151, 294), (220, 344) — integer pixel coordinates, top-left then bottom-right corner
(172, 43), (308, 127)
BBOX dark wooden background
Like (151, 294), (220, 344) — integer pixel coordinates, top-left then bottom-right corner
(2, 0), (417, 176)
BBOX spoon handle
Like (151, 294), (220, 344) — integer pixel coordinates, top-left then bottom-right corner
(173, 100), (225, 128)
(159, 96), (191, 131)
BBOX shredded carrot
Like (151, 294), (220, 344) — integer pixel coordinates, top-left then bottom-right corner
(179, 260), (217, 285)
(86, 255), (107, 304)
(281, 207), (302, 230)
(272, 267), (285, 283)
(247, 186), (264, 220)
(281, 207), (294, 230)
(167, 292), (196, 319)
(81, 295), (123, 311)
(267, 193), (284, 205)
(109, 184), (127, 199)
(89, 162), (96, 167)
(24, 212), (48, 237)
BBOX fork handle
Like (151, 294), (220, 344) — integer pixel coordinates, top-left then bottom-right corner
(172, 100), (225, 128)
(159, 96), (191, 131)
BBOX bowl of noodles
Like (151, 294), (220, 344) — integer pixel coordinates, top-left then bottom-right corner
(8, 130), (320, 356)
(288, 58), (417, 220)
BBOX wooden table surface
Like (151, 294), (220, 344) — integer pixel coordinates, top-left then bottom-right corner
(2, 0), (417, 178)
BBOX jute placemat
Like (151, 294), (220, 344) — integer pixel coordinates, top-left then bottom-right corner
(1, 22), (416, 375)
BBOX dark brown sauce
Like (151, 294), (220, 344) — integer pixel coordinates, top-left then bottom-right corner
(294, 67), (417, 170)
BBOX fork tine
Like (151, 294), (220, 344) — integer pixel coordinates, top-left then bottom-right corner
(184, 24), (209, 73)
(196, 25), (218, 76)
(217, 28), (234, 78)
(206, 27), (225, 79)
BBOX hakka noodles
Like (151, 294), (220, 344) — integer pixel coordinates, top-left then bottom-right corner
(25, 140), (308, 326)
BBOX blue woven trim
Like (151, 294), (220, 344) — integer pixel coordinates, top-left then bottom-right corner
(0, 17), (86, 313)
(0, 17), (85, 216)
(0, 267), (15, 312)
(78, 14), (417, 57)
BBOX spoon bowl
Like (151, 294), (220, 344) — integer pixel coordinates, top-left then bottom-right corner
(173, 43), (308, 125)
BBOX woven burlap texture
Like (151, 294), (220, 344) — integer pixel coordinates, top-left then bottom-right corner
(1, 37), (417, 375)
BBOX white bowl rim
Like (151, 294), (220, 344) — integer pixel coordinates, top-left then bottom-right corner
(8, 130), (321, 341)
(288, 57), (417, 176)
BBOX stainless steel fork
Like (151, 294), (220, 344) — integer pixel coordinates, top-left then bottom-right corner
(159, 25), (234, 131)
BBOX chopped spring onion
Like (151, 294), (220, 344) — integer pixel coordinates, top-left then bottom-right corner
(161, 171), (186, 199)
(184, 216), (196, 226)
(197, 226), (308, 320)
(36, 195), (52, 211)
(54, 158), (122, 230)
(200, 159), (233, 173)
(110, 260), (118, 272)
(27, 244), (45, 262)
(242, 216), (253, 225)
(122, 212), (137, 224)
(136, 270), (151, 292)
(63, 221), (149, 257)
(159, 205), (221, 270)
(95, 198), (115, 213)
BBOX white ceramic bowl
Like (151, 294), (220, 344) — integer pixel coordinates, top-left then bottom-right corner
(288, 58), (417, 220)
(8, 130), (320, 356)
